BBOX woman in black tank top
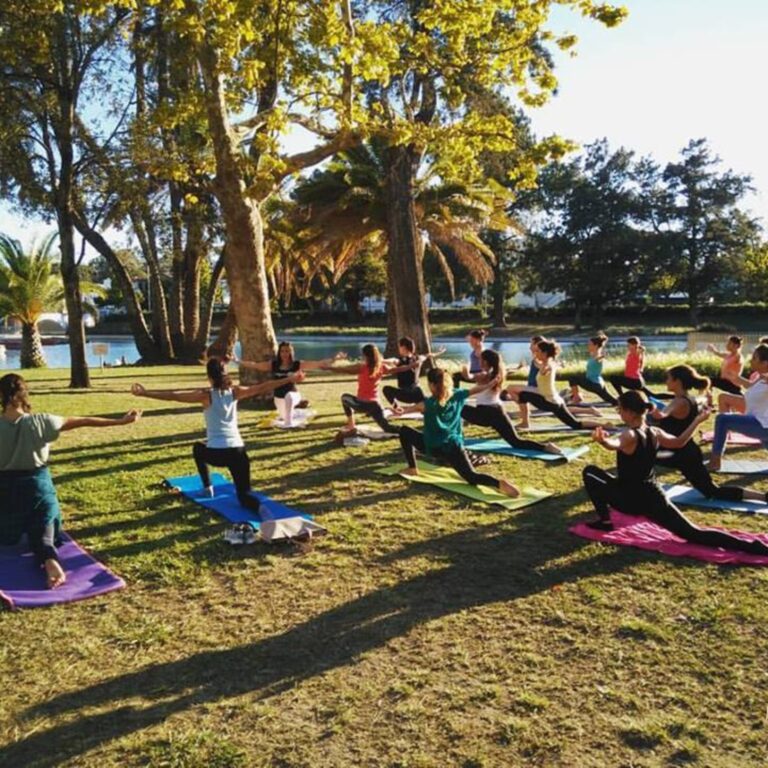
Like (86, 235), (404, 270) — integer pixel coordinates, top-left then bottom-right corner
(582, 391), (768, 555)
(652, 365), (767, 505)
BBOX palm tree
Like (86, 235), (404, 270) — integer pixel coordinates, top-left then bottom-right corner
(289, 140), (511, 349)
(0, 233), (100, 368)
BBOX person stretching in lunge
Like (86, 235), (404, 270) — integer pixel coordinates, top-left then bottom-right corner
(582, 390), (768, 555)
(709, 344), (768, 472)
(1, 373), (141, 589)
(394, 368), (521, 497)
(132, 358), (303, 509)
(322, 343), (400, 438)
(506, 339), (603, 430)
(651, 365), (767, 504)
(461, 350), (563, 456)
(567, 333), (618, 406)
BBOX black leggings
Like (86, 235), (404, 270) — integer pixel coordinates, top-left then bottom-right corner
(710, 376), (742, 395)
(192, 443), (261, 512)
(582, 465), (768, 555)
(461, 404), (550, 452)
(656, 442), (747, 501)
(399, 426), (500, 488)
(341, 394), (400, 434)
(567, 375), (618, 406)
(517, 391), (584, 430)
(382, 385), (425, 405)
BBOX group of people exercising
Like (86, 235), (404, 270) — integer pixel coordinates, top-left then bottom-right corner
(2, 330), (768, 588)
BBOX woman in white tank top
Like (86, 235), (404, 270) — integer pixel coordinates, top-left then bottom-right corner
(132, 358), (303, 508)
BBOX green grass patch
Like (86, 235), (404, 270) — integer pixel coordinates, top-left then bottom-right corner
(1, 364), (767, 766)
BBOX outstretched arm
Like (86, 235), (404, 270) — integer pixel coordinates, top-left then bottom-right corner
(61, 410), (142, 432)
(234, 372), (306, 401)
(233, 357), (272, 372)
(467, 375), (501, 396)
(706, 343), (728, 359)
(131, 383), (209, 404)
(392, 401), (426, 416)
(320, 362), (362, 375)
(655, 407), (711, 449)
(592, 425), (625, 452)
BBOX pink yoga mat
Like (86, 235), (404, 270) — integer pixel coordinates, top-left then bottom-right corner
(0, 534), (125, 610)
(700, 431), (762, 446)
(570, 509), (768, 565)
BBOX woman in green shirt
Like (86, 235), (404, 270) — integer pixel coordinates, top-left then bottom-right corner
(0, 374), (141, 589)
(394, 368), (520, 497)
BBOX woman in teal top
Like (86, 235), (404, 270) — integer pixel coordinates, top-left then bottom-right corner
(0, 374), (141, 589)
(394, 368), (520, 497)
(567, 334), (618, 405)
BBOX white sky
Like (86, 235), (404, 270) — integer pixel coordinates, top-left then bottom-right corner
(1, 0), (766, 244)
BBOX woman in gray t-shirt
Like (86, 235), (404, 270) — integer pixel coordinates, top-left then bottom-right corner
(0, 374), (141, 589)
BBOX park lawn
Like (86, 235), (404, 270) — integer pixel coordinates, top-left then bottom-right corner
(1, 366), (768, 768)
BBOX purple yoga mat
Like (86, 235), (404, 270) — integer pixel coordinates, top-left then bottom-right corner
(0, 534), (125, 610)
(570, 508), (768, 566)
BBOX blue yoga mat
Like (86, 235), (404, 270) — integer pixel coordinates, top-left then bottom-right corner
(663, 484), (768, 515)
(464, 439), (590, 462)
(164, 473), (311, 528)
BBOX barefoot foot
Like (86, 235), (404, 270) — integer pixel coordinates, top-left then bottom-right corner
(545, 441), (564, 455)
(45, 558), (66, 589)
(499, 479), (520, 498)
(401, 467), (419, 477)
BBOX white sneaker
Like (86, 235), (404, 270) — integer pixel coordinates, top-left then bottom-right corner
(204, 486), (215, 498)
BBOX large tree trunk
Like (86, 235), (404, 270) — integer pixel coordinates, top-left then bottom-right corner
(383, 144), (431, 356)
(198, 42), (277, 382)
(20, 322), (47, 368)
(72, 211), (169, 363)
(492, 262), (507, 328)
(180, 206), (205, 360)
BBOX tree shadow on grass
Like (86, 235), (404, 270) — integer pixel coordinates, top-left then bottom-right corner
(0, 485), (701, 768)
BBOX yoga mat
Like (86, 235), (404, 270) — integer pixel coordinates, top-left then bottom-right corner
(518, 423), (594, 435)
(383, 409), (423, 421)
(355, 426), (399, 440)
(570, 508), (768, 565)
(700, 430), (762, 446)
(0, 534), (125, 610)
(376, 462), (551, 510)
(165, 473), (312, 528)
(258, 408), (317, 429)
(713, 460), (768, 476)
(663, 484), (768, 515)
(464, 439), (590, 463)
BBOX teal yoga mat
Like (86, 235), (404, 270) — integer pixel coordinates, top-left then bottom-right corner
(464, 439), (590, 462)
(376, 462), (551, 510)
(663, 484), (768, 515)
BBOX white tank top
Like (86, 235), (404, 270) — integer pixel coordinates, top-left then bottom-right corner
(745, 379), (768, 428)
(204, 389), (244, 448)
(476, 387), (501, 406)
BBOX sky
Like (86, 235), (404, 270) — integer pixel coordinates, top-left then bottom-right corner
(1, 0), (767, 245)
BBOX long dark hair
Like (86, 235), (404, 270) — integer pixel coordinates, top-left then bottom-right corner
(206, 358), (232, 390)
(361, 344), (382, 375)
(667, 364), (710, 392)
(0, 373), (31, 413)
(537, 339), (561, 359)
(468, 329), (487, 341)
(275, 341), (295, 367)
(590, 332), (608, 350)
(480, 349), (505, 385)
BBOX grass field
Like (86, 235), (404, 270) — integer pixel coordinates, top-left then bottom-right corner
(1, 365), (768, 767)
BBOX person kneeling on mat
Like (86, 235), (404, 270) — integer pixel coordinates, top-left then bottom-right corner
(651, 364), (767, 504)
(1, 373), (141, 589)
(132, 359), (303, 510)
(582, 390), (768, 555)
(709, 343), (768, 472)
(393, 368), (520, 498)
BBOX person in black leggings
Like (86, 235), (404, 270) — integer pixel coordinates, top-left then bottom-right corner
(382, 336), (425, 406)
(506, 339), (604, 431)
(567, 333), (618, 406)
(582, 390), (768, 555)
(651, 364), (767, 504)
(394, 368), (520, 497)
(707, 336), (745, 396)
(462, 349), (563, 456)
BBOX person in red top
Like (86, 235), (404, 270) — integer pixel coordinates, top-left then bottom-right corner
(608, 336), (661, 399)
(322, 343), (405, 437)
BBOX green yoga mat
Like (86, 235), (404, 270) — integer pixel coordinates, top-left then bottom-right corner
(376, 462), (552, 510)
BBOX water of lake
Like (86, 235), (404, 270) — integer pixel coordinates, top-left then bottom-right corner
(0, 334), (688, 372)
